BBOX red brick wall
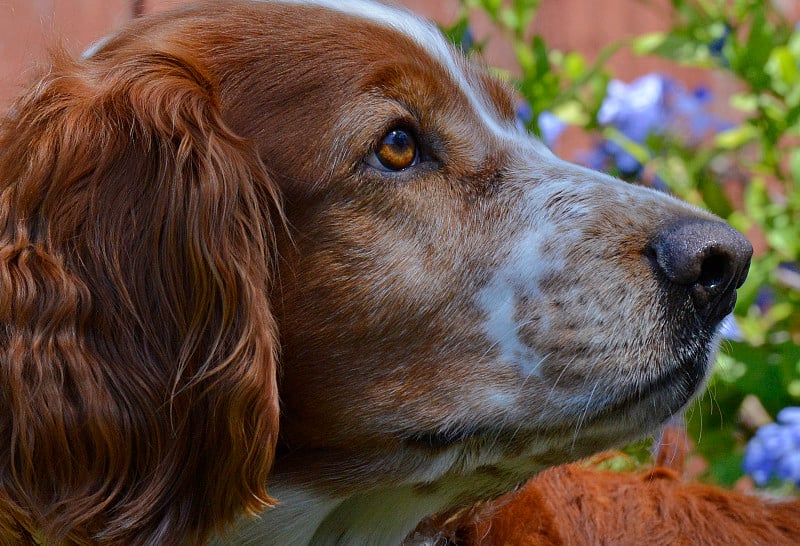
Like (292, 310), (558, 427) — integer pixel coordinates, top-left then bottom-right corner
(0, 0), (131, 106)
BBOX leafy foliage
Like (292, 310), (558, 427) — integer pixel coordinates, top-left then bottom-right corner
(448, 0), (800, 489)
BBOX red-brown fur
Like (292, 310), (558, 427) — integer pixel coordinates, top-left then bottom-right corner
(1, 3), (503, 542)
(423, 430), (800, 545)
(0, 44), (280, 546)
(444, 466), (800, 545)
(0, 1), (754, 544)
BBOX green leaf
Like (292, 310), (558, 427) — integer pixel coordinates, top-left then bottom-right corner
(514, 41), (536, 73)
(787, 28), (800, 60)
(562, 51), (586, 80)
(498, 7), (520, 33)
(743, 176), (770, 222)
(633, 32), (667, 55)
(765, 46), (799, 94)
(731, 7), (776, 90)
(603, 127), (651, 164)
(697, 172), (734, 218)
(440, 15), (472, 50)
(469, 0), (502, 18)
(634, 33), (708, 65)
(715, 124), (760, 149)
(729, 92), (758, 113)
(766, 225), (799, 258)
(531, 35), (549, 79)
(512, 0), (541, 32)
(790, 149), (800, 189)
(552, 100), (588, 126)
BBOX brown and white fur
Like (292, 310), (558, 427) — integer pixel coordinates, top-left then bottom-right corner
(0, 1), (751, 545)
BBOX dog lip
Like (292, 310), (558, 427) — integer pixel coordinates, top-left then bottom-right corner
(403, 360), (709, 452)
(403, 345), (713, 453)
(402, 425), (557, 451)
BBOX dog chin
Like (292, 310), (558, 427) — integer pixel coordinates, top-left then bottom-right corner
(602, 355), (715, 437)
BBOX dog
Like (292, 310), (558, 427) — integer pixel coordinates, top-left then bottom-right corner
(417, 426), (800, 545)
(0, 1), (751, 544)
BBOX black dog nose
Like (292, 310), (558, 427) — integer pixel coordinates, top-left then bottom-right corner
(650, 219), (752, 324)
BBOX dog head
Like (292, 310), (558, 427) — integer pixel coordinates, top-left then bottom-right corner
(0, 1), (751, 544)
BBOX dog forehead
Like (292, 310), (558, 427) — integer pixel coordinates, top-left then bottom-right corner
(257, 0), (519, 140)
(266, 0), (456, 65)
(87, 0), (526, 154)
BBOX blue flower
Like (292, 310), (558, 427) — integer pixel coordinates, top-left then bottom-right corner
(516, 101), (566, 149)
(743, 436), (774, 485)
(651, 175), (670, 193)
(743, 408), (800, 487)
(589, 74), (732, 177)
(516, 101), (533, 126)
(777, 450), (800, 482)
(760, 423), (794, 453)
(598, 74), (669, 143)
(537, 111), (566, 148)
(693, 86), (711, 102)
(708, 22), (732, 64)
(670, 84), (733, 142)
(776, 262), (800, 291)
(755, 286), (775, 314)
(592, 75), (670, 176)
(778, 407), (800, 425)
(461, 26), (475, 52)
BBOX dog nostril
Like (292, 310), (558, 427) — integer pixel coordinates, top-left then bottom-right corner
(650, 219), (753, 323)
(697, 250), (729, 291)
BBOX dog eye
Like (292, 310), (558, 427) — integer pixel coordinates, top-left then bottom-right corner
(368, 129), (418, 172)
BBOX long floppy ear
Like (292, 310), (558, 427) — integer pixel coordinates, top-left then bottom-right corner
(0, 48), (280, 545)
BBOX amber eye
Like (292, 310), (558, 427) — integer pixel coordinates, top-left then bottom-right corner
(368, 129), (418, 172)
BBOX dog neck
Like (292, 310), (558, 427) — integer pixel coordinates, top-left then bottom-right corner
(230, 483), (449, 545)
(224, 452), (547, 545)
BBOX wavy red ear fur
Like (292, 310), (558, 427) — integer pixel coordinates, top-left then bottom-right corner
(0, 47), (280, 545)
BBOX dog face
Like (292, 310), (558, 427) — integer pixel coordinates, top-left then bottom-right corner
(215, 0), (746, 478)
(0, 1), (751, 544)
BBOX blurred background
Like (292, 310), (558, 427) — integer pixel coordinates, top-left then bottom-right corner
(2, 0), (799, 494)
(5, 0), (785, 109)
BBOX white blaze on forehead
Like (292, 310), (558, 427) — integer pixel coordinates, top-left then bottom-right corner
(268, 0), (522, 140)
